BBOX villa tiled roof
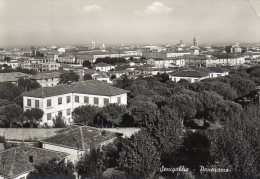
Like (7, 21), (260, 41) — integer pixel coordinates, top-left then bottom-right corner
(93, 62), (114, 67)
(0, 145), (68, 178)
(42, 126), (117, 150)
(30, 72), (61, 80)
(0, 72), (30, 82)
(23, 80), (128, 98)
(169, 70), (209, 78)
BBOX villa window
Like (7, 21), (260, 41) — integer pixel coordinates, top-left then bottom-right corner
(84, 96), (89, 104)
(104, 98), (109, 105)
(94, 97), (99, 105)
(67, 96), (71, 103)
(67, 108), (71, 116)
(117, 97), (121, 104)
(58, 111), (62, 117)
(35, 100), (39, 108)
(47, 113), (52, 120)
(47, 99), (52, 107)
(75, 95), (79, 102)
(27, 99), (31, 106)
(58, 97), (62, 105)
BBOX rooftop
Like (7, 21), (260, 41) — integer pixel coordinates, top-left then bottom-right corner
(0, 72), (30, 82)
(42, 126), (118, 150)
(30, 72), (61, 80)
(169, 69), (209, 78)
(93, 62), (114, 67)
(23, 80), (128, 98)
(0, 145), (68, 178)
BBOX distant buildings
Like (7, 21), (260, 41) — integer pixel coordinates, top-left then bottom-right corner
(93, 62), (115, 72)
(169, 67), (229, 83)
(30, 72), (61, 87)
(20, 58), (61, 72)
(23, 81), (128, 125)
(0, 72), (30, 84)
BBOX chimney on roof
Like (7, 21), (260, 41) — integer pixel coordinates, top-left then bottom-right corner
(29, 155), (34, 163)
(101, 130), (107, 136)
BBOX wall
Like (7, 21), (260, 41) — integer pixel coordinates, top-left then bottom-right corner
(42, 143), (85, 163)
(0, 128), (61, 141)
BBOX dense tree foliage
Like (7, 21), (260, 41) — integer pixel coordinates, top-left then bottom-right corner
(59, 70), (79, 84)
(18, 78), (41, 91)
(52, 115), (67, 128)
(0, 83), (23, 101)
(82, 60), (92, 68)
(72, 105), (101, 125)
(95, 57), (126, 65)
(29, 158), (75, 179)
(24, 108), (44, 127)
(99, 104), (127, 125)
(119, 130), (161, 178)
(0, 103), (23, 127)
(209, 105), (260, 178)
(83, 74), (92, 80)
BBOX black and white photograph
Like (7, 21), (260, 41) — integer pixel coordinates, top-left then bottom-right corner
(0, 0), (260, 178)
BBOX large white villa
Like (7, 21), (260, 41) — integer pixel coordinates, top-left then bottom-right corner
(23, 80), (128, 125)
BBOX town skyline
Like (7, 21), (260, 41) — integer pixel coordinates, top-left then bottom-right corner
(1, 0), (260, 48)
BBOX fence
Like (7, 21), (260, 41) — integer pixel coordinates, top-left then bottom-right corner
(0, 128), (62, 141)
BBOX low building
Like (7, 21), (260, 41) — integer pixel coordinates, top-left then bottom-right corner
(93, 62), (115, 72)
(42, 126), (118, 163)
(30, 72), (61, 87)
(0, 72), (30, 84)
(19, 58), (60, 72)
(207, 67), (229, 78)
(146, 58), (173, 68)
(169, 67), (229, 83)
(92, 72), (112, 83)
(0, 145), (68, 179)
(23, 80), (128, 125)
(57, 55), (76, 63)
(169, 69), (209, 83)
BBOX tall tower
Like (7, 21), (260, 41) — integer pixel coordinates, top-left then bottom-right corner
(193, 35), (199, 47)
(90, 41), (95, 49)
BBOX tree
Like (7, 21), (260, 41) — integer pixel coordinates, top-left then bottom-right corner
(174, 131), (211, 173)
(76, 141), (121, 178)
(197, 91), (223, 112)
(18, 78), (41, 92)
(0, 103), (23, 127)
(52, 115), (67, 128)
(59, 70), (79, 84)
(129, 101), (158, 126)
(0, 82), (23, 101)
(72, 105), (101, 125)
(209, 105), (260, 178)
(168, 94), (197, 119)
(206, 100), (243, 124)
(110, 74), (116, 80)
(205, 81), (237, 100)
(153, 107), (183, 156)
(76, 148), (107, 178)
(24, 108), (44, 127)
(82, 60), (92, 68)
(29, 158), (75, 178)
(229, 78), (256, 97)
(83, 74), (92, 81)
(118, 130), (161, 178)
(100, 104), (128, 126)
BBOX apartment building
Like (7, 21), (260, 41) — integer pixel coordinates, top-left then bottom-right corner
(23, 81), (128, 125)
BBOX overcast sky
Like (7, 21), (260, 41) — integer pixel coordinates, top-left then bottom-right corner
(1, 0), (260, 47)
